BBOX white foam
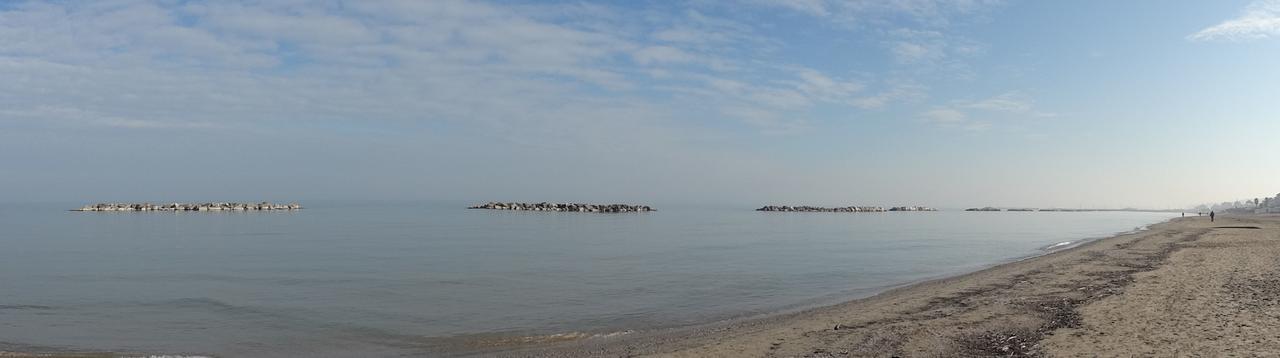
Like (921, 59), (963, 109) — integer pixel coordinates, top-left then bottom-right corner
(1046, 241), (1072, 249)
(121, 355), (213, 358)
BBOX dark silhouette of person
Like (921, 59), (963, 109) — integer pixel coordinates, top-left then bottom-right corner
(1210, 211), (1215, 222)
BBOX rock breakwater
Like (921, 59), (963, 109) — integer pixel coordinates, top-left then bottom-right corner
(756, 205), (936, 212)
(468, 202), (654, 213)
(889, 206), (938, 212)
(74, 202), (302, 212)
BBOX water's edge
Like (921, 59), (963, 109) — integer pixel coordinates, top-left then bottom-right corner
(448, 217), (1176, 357)
(0, 205), (1178, 358)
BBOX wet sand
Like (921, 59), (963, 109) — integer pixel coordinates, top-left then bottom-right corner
(493, 214), (1279, 357)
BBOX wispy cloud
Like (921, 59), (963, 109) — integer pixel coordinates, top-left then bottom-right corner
(850, 83), (927, 109)
(1189, 0), (1280, 41)
(920, 91), (1050, 130)
(746, 0), (1003, 27)
(922, 108), (966, 123)
(0, 0), (953, 139)
(763, 0), (832, 17)
(741, 1), (997, 70)
(964, 92), (1033, 112)
(887, 29), (947, 64)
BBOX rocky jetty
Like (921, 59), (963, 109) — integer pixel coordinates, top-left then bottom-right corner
(888, 206), (938, 212)
(468, 202), (654, 213)
(74, 202), (302, 212)
(965, 207), (1003, 212)
(757, 205), (887, 212)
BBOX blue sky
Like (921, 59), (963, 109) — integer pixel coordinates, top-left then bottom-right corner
(1, 0), (1278, 208)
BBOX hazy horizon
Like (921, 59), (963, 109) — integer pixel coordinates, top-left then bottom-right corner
(3, 0), (1278, 209)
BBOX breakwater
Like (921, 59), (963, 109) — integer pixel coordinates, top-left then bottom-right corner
(756, 205), (937, 212)
(74, 202), (302, 212)
(469, 202), (654, 213)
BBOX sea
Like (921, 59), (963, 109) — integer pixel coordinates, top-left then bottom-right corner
(0, 201), (1179, 357)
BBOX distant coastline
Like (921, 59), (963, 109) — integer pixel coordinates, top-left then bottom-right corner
(468, 202), (654, 213)
(965, 207), (1184, 212)
(73, 202), (302, 212)
(756, 205), (936, 212)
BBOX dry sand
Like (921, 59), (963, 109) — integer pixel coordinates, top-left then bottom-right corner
(496, 214), (1280, 357)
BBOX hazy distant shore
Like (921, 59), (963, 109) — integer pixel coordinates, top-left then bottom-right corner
(964, 206), (1186, 212)
(485, 215), (1280, 357)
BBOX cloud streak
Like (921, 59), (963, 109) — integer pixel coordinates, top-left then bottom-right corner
(919, 91), (1050, 131)
(1189, 0), (1280, 41)
(749, 0), (1002, 27)
(0, 0), (955, 139)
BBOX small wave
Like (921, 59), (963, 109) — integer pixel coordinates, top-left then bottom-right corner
(144, 298), (293, 321)
(432, 329), (636, 350)
(1042, 241), (1073, 250)
(0, 304), (54, 310)
(1122, 225), (1149, 234)
(163, 297), (243, 311)
(496, 330), (635, 344)
(120, 356), (213, 358)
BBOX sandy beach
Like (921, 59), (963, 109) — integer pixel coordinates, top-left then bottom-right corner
(7, 1), (1275, 356)
(488, 214), (1279, 357)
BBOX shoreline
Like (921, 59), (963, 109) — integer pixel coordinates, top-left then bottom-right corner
(435, 227), (1137, 356)
(12, 214), (1271, 357)
(477, 215), (1268, 357)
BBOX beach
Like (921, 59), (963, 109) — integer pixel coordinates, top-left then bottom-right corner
(6, 1), (1275, 357)
(4, 205), (1177, 357)
(6, 213), (1275, 357)
(494, 214), (1280, 357)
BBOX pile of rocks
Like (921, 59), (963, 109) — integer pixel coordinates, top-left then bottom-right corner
(468, 202), (654, 213)
(75, 202), (302, 212)
(756, 205), (887, 212)
(888, 206), (938, 212)
(965, 207), (1003, 212)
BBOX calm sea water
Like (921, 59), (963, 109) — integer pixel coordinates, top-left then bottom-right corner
(0, 201), (1178, 357)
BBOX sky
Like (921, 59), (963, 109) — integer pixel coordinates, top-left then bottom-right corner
(1, 0), (1278, 209)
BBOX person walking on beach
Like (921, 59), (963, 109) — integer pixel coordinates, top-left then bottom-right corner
(1210, 211), (1216, 222)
